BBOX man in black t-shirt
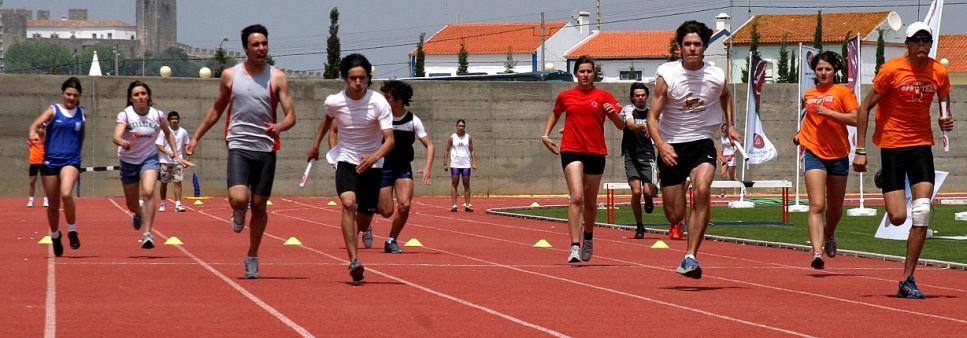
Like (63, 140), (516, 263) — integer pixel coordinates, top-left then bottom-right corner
(620, 82), (657, 239)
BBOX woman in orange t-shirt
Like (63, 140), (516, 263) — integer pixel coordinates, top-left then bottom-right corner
(27, 136), (47, 207)
(793, 51), (858, 270)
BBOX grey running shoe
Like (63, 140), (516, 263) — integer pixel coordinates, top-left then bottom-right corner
(567, 245), (581, 263)
(132, 213), (142, 231)
(139, 233), (155, 249)
(175, 204), (186, 212)
(244, 256), (259, 279)
(362, 226), (374, 249)
(676, 256), (703, 279)
(385, 240), (404, 254)
(349, 259), (365, 282)
(580, 236), (593, 261)
(67, 231), (80, 250)
(823, 235), (837, 258)
(231, 208), (246, 233)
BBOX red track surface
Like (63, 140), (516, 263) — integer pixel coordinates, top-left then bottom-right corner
(3, 196), (965, 337)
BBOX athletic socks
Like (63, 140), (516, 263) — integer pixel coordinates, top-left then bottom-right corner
(684, 254), (696, 260)
(51, 230), (61, 239)
(67, 223), (77, 232)
(583, 231), (593, 240)
(387, 236), (396, 244)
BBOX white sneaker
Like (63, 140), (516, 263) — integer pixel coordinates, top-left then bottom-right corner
(158, 203), (167, 212)
(567, 245), (581, 263)
(244, 256), (259, 279)
(43, 198), (49, 207)
(362, 226), (374, 249)
(139, 233), (155, 249)
(175, 204), (186, 212)
(231, 209), (246, 233)
(27, 198), (34, 207)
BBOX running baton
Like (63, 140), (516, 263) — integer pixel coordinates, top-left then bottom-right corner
(299, 159), (314, 187)
(731, 140), (750, 162)
(941, 101), (951, 152)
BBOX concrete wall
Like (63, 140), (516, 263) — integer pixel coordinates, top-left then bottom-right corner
(1, 74), (964, 197)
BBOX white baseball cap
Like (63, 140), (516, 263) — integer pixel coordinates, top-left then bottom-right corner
(906, 21), (933, 38)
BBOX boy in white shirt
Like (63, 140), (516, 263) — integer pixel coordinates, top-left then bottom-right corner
(155, 111), (191, 212)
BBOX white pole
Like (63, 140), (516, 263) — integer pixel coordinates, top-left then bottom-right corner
(856, 33), (865, 209)
(794, 43), (803, 207)
(738, 51), (753, 203)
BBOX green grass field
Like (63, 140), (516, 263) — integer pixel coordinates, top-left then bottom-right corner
(513, 204), (967, 264)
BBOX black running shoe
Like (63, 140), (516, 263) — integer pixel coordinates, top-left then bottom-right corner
(349, 259), (365, 283)
(52, 232), (64, 257)
(644, 197), (654, 214)
(811, 256), (825, 269)
(67, 231), (80, 249)
(874, 170), (883, 189)
(634, 228), (645, 239)
(384, 240), (404, 254)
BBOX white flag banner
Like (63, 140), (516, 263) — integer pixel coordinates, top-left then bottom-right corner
(924, 0), (944, 58)
(874, 171), (948, 240)
(846, 34), (862, 161)
(798, 46), (820, 125)
(744, 56), (777, 164)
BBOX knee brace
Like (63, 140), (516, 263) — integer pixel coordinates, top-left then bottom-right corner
(911, 198), (931, 228)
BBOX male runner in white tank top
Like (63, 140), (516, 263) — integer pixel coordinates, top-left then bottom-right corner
(187, 24), (297, 279)
(647, 20), (741, 279)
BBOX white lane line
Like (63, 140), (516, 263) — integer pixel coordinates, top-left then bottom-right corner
(107, 198), (315, 338)
(44, 243), (56, 338)
(189, 199), (569, 337)
(278, 199), (808, 337)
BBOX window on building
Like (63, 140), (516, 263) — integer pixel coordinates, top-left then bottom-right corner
(619, 70), (642, 81)
(33, 33), (42, 38)
(50, 33), (59, 38)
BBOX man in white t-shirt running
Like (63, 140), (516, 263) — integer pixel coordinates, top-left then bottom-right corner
(308, 53), (394, 283)
(647, 20), (741, 279)
(155, 111), (190, 212)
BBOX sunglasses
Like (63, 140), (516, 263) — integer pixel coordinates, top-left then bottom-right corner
(908, 36), (933, 43)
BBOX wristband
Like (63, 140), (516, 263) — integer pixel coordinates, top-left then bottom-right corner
(854, 150), (867, 155)
(541, 135), (550, 140)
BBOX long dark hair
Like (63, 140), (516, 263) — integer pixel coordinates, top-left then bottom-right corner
(126, 80), (153, 107)
(62, 77), (82, 94)
(810, 51), (844, 85)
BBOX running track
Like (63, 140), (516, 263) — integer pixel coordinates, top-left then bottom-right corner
(3, 196), (965, 337)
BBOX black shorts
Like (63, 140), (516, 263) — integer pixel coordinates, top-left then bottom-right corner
(40, 163), (80, 176)
(657, 138), (717, 186)
(880, 146), (935, 193)
(227, 149), (277, 196)
(29, 164), (44, 177)
(624, 155), (655, 184)
(560, 152), (606, 175)
(335, 162), (381, 216)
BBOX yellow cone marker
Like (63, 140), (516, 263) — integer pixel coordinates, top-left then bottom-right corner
(532, 239), (552, 248)
(283, 237), (303, 246)
(404, 238), (423, 247)
(38, 236), (52, 244)
(529, 201), (541, 207)
(327, 200), (337, 206)
(193, 200), (204, 205)
(651, 240), (670, 249)
(266, 200), (274, 206)
(164, 236), (184, 245)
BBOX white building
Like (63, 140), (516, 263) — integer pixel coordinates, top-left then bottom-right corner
(27, 19), (136, 40)
(727, 11), (909, 83)
(409, 12), (592, 77)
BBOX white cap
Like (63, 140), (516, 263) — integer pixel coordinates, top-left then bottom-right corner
(906, 21), (932, 38)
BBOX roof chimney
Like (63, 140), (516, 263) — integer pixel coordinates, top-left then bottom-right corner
(716, 12), (731, 32)
(37, 10), (50, 21)
(576, 11), (591, 37)
(68, 9), (88, 21)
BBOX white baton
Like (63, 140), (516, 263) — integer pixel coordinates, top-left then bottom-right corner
(299, 160), (314, 187)
(941, 101), (951, 152)
(732, 140), (750, 162)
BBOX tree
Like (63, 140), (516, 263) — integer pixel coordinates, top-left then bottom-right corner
(79, 44), (125, 76)
(457, 39), (469, 74)
(4, 40), (73, 74)
(741, 21), (761, 82)
(813, 10), (823, 50)
(209, 45), (234, 78)
(876, 30), (885, 75)
(789, 50), (799, 83)
(667, 38), (679, 61)
(323, 7), (341, 79)
(414, 32), (426, 77)
(266, 54), (276, 66)
(777, 34), (790, 83)
(840, 32), (851, 82)
(139, 47), (201, 77)
(503, 46), (517, 73)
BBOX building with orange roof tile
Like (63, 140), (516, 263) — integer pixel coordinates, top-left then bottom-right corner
(564, 13), (732, 83)
(408, 12), (592, 77)
(938, 34), (967, 84)
(727, 11), (910, 83)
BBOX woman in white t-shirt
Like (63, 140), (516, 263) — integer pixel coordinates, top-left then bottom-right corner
(112, 81), (192, 249)
(718, 135), (736, 197)
(443, 119), (477, 212)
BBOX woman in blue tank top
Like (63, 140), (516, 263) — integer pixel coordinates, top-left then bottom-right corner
(27, 77), (85, 257)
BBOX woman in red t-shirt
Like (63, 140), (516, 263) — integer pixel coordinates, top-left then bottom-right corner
(793, 51), (858, 270)
(541, 55), (625, 263)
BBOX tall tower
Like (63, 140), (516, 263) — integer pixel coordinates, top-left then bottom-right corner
(137, 0), (176, 56)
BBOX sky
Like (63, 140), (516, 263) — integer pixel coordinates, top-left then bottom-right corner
(4, 0), (966, 78)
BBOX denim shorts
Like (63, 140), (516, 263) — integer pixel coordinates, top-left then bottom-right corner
(120, 155), (160, 185)
(803, 150), (848, 177)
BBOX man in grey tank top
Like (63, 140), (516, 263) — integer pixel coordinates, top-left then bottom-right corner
(186, 24), (297, 279)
